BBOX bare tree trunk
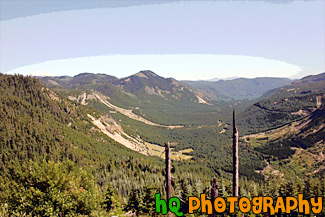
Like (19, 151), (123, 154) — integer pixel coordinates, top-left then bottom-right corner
(165, 142), (172, 217)
(210, 177), (218, 217)
(233, 109), (239, 197)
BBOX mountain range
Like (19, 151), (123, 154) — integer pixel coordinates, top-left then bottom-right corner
(39, 71), (324, 176)
(41, 70), (293, 102)
(184, 77), (292, 101)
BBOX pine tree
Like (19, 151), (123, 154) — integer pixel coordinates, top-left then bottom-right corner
(141, 186), (157, 215)
(104, 183), (115, 212)
(125, 188), (143, 216)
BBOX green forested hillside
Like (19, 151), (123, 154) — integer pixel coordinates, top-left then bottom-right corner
(238, 73), (325, 134)
(243, 106), (324, 176)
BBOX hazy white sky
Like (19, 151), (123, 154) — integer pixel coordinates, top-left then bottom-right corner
(1, 0), (324, 80)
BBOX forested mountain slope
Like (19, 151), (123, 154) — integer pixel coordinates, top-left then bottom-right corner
(238, 73), (325, 134)
(243, 105), (324, 177)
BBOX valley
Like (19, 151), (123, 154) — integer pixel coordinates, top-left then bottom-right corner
(39, 71), (325, 178)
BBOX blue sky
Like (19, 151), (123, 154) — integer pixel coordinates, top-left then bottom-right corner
(0, 0), (324, 80)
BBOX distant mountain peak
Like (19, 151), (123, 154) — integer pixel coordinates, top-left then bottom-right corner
(134, 70), (157, 78)
(75, 72), (93, 77)
(207, 76), (239, 82)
